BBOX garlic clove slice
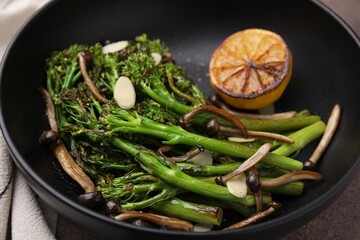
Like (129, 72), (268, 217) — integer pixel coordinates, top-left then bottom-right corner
(225, 173), (247, 198)
(113, 76), (136, 109)
(193, 223), (213, 232)
(102, 40), (128, 54)
(151, 52), (162, 65)
(228, 137), (256, 143)
(187, 149), (213, 165)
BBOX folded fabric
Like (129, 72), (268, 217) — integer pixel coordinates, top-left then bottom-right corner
(0, 132), (13, 240)
(0, 1), (58, 239)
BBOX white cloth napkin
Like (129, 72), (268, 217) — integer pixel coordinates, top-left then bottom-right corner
(0, 1), (57, 239)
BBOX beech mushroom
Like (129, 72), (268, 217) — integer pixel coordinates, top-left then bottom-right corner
(157, 145), (211, 165)
(260, 170), (323, 188)
(216, 143), (272, 185)
(38, 86), (96, 193)
(77, 191), (105, 210)
(247, 167), (263, 213)
(179, 105), (248, 137)
(224, 201), (281, 230)
(216, 143), (271, 199)
(304, 104), (341, 170)
(78, 51), (109, 104)
(179, 104), (294, 143)
(114, 210), (194, 231)
(105, 199), (122, 216)
(221, 126), (294, 144)
(206, 117), (220, 137)
(39, 130), (60, 146)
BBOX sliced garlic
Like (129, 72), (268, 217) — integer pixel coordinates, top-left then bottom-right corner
(113, 76), (136, 109)
(225, 173), (247, 198)
(193, 223), (213, 232)
(187, 149), (213, 165)
(228, 137), (256, 143)
(102, 40), (128, 54)
(151, 52), (162, 65)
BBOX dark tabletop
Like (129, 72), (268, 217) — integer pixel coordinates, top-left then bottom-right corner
(55, 1), (360, 239)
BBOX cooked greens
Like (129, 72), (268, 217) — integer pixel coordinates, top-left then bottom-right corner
(41, 34), (327, 231)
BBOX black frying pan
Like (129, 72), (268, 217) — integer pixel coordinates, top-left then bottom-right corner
(1, 0), (360, 239)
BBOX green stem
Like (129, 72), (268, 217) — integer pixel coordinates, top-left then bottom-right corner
(106, 114), (303, 171)
(192, 113), (321, 133)
(109, 137), (265, 207)
(140, 81), (193, 114)
(177, 162), (286, 177)
(62, 60), (80, 89)
(177, 162), (242, 176)
(260, 177), (304, 196)
(272, 121), (326, 157)
(151, 198), (223, 225)
(121, 187), (177, 210)
(98, 173), (179, 210)
(177, 192), (254, 217)
(138, 75), (320, 135)
(239, 115), (322, 132)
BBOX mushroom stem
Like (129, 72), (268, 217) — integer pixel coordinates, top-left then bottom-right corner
(224, 201), (281, 230)
(208, 94), (296, 120)
(179, 105), (248, 137)
(53, 143), (96, 192)
(254, 190), (263, 213)
(248, 130), (294, 144)
(220, 126), (294, 144)
(114, 210), (194, 231)
(38, 86), (58, 132)
(206, 117), (221, 137)
(38, 86), (96, 193)
(78, 51), (108, 104)
(157, 145), (204, 163)
(260, 170), (323, 188)
(304, 104), (341, 170)
(218, 143), (272, 184)
(247, 167), (263, 213)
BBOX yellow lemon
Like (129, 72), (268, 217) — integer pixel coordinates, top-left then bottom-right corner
(209, 29), (292, 110)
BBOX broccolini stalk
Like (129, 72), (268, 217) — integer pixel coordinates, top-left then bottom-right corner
(177, 192), (255, 217)
(109, 136), (270, 207)
(177, 162), (243, 177)
(76, 140), (137, 171)
(46, 44), (103, 98)
(98, 172), (179, 210)
(177, 161), (289, 177)
(99, 173), (224, 224)
(238, 115), (322, 133)
(191, 113), (322, 133)
(198, 175), (303, 196)
(151, 197), (223, 226)
(121, 52), (202, 113)
(101, 104), (303, 171)
(260, 178), (304, 196)
(273, 121), (326, 157)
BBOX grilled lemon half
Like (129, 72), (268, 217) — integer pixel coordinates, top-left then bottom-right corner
(209, 29), (292, 110)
